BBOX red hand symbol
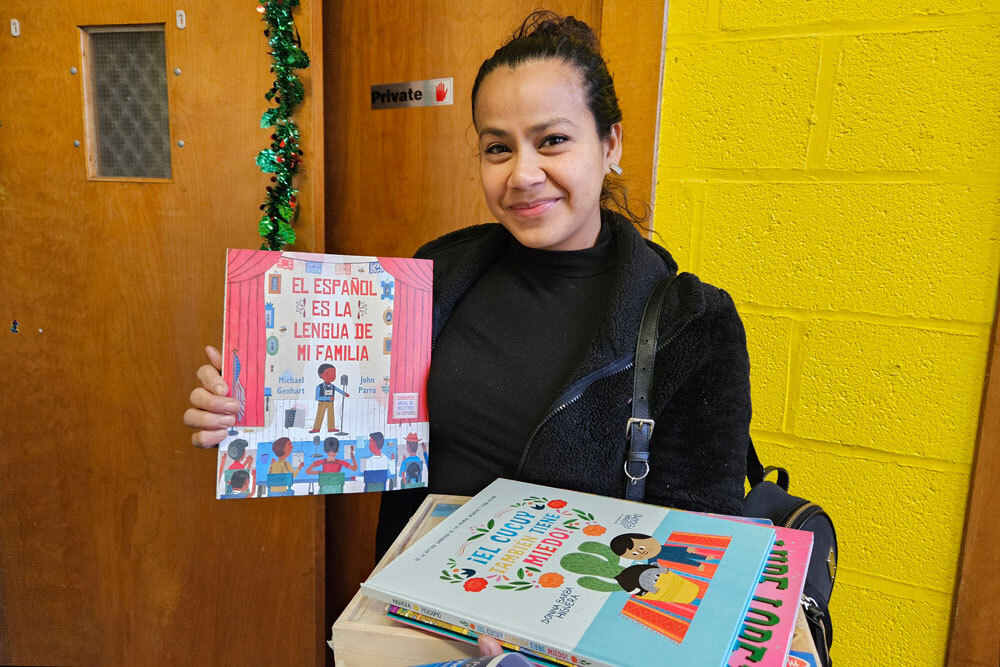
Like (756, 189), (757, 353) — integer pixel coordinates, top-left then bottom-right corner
(435, 81), (448, 102)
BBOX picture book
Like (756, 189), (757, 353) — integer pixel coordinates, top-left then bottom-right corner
(216, 249), (432, 499)
(728, 526), (813, 667)
(361, 479), (777, 667)
(387, 605), (568, 667)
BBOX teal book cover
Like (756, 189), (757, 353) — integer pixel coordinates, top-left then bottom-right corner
(362, 479), (775, 667)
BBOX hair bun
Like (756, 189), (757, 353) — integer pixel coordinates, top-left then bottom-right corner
(514, 10), (601, 53)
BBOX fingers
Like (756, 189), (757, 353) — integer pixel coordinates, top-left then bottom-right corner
(184, 405), (236, 430)
(197, 363), (229, 397)
(187, 345), (232, 449)
(205, 345), (223, 371)
(190, 427), (228, 449)
(477, 636), (503, 657)
(189, 387), (240, 416)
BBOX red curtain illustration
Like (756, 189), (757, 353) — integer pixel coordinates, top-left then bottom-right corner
(223, 249), (279, 426)
(377, 257), (433, 423)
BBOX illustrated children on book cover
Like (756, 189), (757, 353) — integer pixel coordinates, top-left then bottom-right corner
(216, 249), (432, 499)
(363, 480), (776, 667)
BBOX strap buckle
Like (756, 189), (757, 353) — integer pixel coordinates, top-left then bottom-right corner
(625, 417), (655, 439)
(624, 418), (655, 485)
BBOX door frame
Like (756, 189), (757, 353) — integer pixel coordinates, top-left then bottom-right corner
(946, 278), (1000, 666)
(600, 0), (670, 230)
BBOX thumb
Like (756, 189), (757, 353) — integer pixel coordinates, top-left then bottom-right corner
(477, 636), (503, 657)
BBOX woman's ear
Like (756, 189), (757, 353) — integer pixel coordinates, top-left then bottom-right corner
(605, 122), (623, 171)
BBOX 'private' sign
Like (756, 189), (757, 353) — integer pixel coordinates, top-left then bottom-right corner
(371, 78), (453, 110)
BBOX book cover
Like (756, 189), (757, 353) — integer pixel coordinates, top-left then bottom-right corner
(216, 249), (432, 499)
(728, 526), (813, 667)
(362, 479), (776, 667)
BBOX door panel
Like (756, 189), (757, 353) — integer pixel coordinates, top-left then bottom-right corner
(0, 2), (324, 665)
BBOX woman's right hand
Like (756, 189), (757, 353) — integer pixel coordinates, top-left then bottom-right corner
(184, 345), (240, 448)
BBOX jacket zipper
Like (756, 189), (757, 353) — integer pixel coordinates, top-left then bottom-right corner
(514, 310), (699, 478)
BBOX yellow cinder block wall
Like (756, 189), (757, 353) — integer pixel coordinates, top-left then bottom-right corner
(652, 2), (1000, 664)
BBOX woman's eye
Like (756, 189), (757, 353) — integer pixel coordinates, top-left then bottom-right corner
(484, 144), (510, 155)
(541, 135), (569, 147)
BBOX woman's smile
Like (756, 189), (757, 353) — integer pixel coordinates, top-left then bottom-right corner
(508, 198), (560, 219)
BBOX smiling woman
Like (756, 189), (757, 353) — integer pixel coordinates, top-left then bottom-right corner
(184, 11), (755, 584)
(474, 59), (620, 251)
(373, 10), (754, 554)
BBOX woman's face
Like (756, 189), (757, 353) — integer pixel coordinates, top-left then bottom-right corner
(474, 58), (622, 251)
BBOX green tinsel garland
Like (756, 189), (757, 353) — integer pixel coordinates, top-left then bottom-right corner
(255, 0), (310, 250)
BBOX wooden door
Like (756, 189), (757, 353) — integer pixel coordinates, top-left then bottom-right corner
(320, 0), (669, 631)
(0, 1), (325, 665)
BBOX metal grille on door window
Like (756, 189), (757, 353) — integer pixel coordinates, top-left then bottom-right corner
(84, 26), (172, 179)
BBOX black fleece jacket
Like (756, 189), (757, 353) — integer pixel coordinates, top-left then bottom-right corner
(376, 214), (752, 556)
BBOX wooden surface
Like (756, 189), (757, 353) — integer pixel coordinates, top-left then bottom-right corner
(600, 0), (669, 226)
(946, 287), (1000, 666)
(331, 494), (479, 666)
(322, 0), (602, 260)
(0, 1), (324, 665)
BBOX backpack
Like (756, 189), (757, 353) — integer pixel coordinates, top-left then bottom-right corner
(744, 448), (838, 666)
(624, 274), (838, 666)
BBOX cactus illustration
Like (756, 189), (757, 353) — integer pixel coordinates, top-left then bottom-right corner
(560, 541), (625, 592)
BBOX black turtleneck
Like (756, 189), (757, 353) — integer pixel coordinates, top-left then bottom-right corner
(426, 220), (617, 495)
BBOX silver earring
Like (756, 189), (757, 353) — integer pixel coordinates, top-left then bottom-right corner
(609, 162), (623, 175)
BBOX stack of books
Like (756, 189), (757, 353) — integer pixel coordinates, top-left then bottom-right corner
(358, 479), (819, 667)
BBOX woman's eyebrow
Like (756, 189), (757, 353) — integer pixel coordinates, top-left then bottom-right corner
(478, 117), (578, 139)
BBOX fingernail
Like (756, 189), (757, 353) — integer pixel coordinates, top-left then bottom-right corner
(227, 401), (240, 412)
(222, 415), (235, 426)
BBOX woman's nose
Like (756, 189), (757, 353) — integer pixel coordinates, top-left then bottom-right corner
(508, 151), (545, 189)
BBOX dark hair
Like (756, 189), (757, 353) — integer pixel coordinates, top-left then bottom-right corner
(318, 364), (335, 377)
(272, 436), (292, 457)
(471, 10), (646, 222)
(324, 437), (340, 454)
(614, 564), (658, 594)
(230, 469), (250, 490)
(610, 532), (650, 556)
(227, 439), (248, 461)
(369, 431), (384, 449)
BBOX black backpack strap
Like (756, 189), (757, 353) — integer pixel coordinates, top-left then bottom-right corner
(746, 443), (790, 491)
(746, 443), (766, 487)
(625, 274), (677, 502)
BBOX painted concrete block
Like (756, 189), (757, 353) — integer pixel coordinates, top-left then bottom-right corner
(660, 38), (821, 169)
(653, 181), (699, 271)
(829, 580), (950, 667)
(698, 182), (1000, 322)
(721, 0), (994, 30)
(666, 0), (712, 34)
(794, 320), (988, 461)
(753, 440), (969, 591)
(742, 314), (794, 432)
(826, 26), (1000, 172)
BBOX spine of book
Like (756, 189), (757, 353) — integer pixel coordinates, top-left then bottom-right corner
(390, 606), (573, 667)
(411, 653), (535, 667)
(728, 526), (814, 667)
(362, 585), (615, 667)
